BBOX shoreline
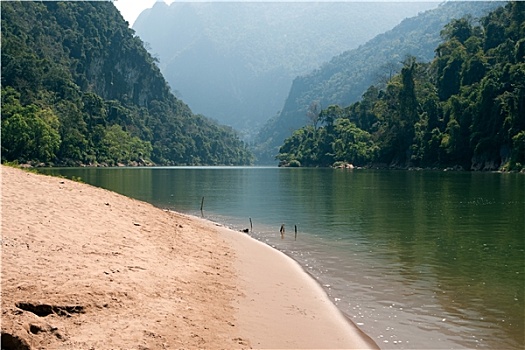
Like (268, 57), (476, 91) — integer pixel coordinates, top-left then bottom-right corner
(190, 214), (378, 345)
(1, 165), (378, 349)
(13, 160), (525, 174)
(189, 214), (378, 349)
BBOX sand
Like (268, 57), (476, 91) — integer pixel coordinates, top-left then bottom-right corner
(1, 165), (377, 349)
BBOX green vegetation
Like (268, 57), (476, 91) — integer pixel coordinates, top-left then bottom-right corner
(277, 2), (525, 171)
(258, 1), (503, 163)
(1, 1), (253, 166)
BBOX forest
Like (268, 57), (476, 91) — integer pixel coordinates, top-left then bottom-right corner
(256, 1), (502, 164)
(1, 1), (253, 166)
(277, 2), (525, 172)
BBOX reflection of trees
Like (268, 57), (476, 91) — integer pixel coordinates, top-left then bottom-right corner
(355, 171), (524, 348)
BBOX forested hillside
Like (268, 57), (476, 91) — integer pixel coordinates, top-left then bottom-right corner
(133, 1), (437, 134)
(276, 2), (525, 172)
(257, 1), (503, 163)
(1, 1), (253, 166)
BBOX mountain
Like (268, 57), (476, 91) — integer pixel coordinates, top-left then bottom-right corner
(1, 1), (253, 166)
(256, 1), (505, 164)
(132, 1), (438, 135)
(276, 1), (524, 171)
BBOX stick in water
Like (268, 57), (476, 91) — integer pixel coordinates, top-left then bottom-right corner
(249, 218), (253, 232)
(295, 225), (297, 241)
(200, 196), (205, 212)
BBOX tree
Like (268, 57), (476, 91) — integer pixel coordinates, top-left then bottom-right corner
(332, 119), (377, 165)
(98, 124), (152, 165)
(440, 16), (474, 44)
(1, 106), (61, 163)
(306, 100), (321, 130)
(319, 105), (343, 130)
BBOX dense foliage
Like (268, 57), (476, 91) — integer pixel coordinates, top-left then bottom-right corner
(257, 1), (503, 164)
(1, 1), (253, 166)
(277, 2), (525, 171)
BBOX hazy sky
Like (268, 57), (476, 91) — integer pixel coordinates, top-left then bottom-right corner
(113, 0), (441, 27)
(114, 0), (174, 26)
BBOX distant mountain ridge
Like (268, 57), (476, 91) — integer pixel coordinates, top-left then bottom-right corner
(133, 1), (438, 134)
(275, 1), (524, 171)
(255, 1), (505, 163)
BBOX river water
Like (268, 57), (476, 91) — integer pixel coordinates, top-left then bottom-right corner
(39, 167), (524, 349)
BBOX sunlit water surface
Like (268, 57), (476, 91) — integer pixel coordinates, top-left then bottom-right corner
(39, 167), (524, 349)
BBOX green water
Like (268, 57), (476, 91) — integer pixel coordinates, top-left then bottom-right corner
(39, 167), (524, 349)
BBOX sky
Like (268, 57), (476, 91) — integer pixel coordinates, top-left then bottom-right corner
(114, 0), (174, 26)
(113, 0), (443, 27)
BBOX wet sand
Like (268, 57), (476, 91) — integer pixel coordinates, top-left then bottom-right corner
(1, 165), (377, 349)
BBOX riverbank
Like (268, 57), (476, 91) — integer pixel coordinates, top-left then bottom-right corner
(1, 165), (376, 349)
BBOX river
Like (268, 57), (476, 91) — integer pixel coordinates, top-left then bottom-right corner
(39, 167), (524, 349)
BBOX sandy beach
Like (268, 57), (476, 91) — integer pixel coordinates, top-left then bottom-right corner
(1, 165), (377, 349)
